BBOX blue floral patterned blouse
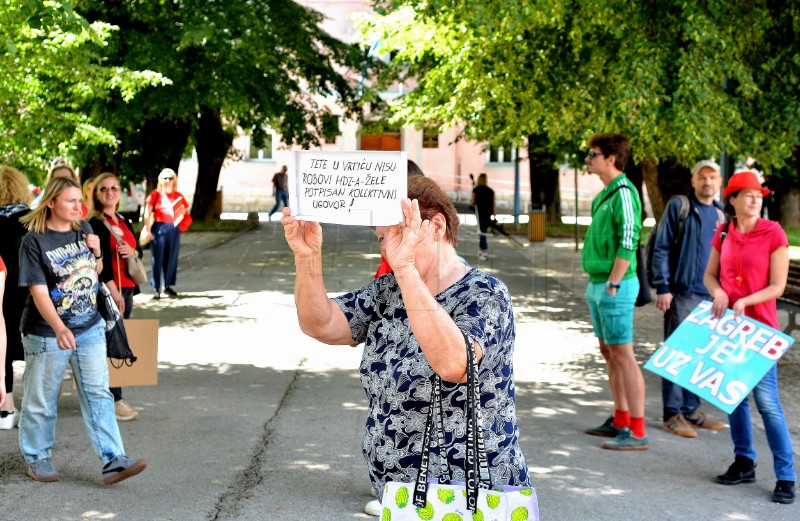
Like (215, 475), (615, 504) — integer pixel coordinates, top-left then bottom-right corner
(334, 267), (530, 498)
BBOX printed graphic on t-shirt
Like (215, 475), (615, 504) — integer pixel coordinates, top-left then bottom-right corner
(46, 240), (98, 324)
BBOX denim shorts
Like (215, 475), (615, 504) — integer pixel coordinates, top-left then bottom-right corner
(585, 277), (638, 345)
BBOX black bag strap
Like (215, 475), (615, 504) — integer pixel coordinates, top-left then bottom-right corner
(413, 333), (491, 513)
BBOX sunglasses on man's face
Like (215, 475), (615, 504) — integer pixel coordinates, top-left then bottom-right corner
(585, 150), (605, 160)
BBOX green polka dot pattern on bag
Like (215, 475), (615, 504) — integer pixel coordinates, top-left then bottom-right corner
(416, 501), (434, 520)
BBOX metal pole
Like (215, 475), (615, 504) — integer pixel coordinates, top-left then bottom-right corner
(513, 150), (521, 227)
(574, 161), (579, 252)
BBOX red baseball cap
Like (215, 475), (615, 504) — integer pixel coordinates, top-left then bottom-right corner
(722, 170), (771, 198)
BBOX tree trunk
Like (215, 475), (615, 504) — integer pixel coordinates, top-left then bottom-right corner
(640, 157), (663, 220)
(782, 187), (800, 227)
(527, 134), (560, 224)
(193, 108), (233, 222)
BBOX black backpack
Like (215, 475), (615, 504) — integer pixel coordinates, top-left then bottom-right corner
(645, 195), (690, 288)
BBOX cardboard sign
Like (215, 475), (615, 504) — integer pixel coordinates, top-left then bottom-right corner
(108, 319), (159, 387)
(644, 301), (795, 414)
(288, 150), (408, 226)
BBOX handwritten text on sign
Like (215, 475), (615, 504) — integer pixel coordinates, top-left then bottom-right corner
(289, 151), (407, 226)
(643, 301), (794, 414)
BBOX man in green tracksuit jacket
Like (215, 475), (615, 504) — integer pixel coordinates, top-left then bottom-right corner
(581, 133), (648, 450)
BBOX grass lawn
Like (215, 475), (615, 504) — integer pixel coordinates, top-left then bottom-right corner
(132, 219), (251, 235)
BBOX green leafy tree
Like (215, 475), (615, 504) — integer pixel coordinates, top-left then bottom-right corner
(0, 0), (168, 183)
(78, 0), (371, 222)
(358, 0), (800, 221)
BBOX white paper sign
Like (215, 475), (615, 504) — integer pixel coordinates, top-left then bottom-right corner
(288, 150), (408, 226)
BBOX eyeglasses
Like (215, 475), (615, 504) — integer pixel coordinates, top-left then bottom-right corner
(99, 186), (120, 193)
(161, 177), (174, 181)
(585, 150), (605, 160)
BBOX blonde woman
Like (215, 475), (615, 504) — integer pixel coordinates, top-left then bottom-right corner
(142, 168), (189, 299)
(46, 157), (88, 218)
(90, 172), (143, 422)
(18, 177), (147, 484)
(0, 165), (33, 428)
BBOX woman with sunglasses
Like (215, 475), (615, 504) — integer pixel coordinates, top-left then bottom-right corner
(142, 168), (189, 299)
(89, 173), (143, 422)
(704, 170), (794, 504)
(17, 177), (146, 484)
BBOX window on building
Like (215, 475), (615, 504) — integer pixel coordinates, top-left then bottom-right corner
(249, 134), (273, 160)
(360, 132), (401, 151)
(487, 144), (516, 164)
(422, 129), (439, 148)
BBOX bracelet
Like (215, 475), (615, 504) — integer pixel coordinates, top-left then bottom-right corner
(94, 253), (103, 259)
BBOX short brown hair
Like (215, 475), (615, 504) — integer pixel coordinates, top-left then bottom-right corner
(588, 134), (631, 171)
(0, 165), (33, 206)
(408, 176), (459, 246)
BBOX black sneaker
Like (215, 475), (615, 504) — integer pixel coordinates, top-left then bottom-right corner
(717, 456), (756, 485)
(103, 455), (148, 485)
(163, 286), (178, 297)
(585, 416), (622, 438)
(773, 480), (795, 504)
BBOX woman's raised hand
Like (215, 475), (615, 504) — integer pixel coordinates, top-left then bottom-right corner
(281, 207), (323, 257)
(383, 198), (429, 275)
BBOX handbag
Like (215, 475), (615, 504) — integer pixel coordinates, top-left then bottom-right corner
(138, 226), (151, 247)
(380, 334), (539, 521)
(177, 212), (192, 232)
(97, 282), (137, 368)
(103, 218), (148, 285)
(634, 244), (652, 307)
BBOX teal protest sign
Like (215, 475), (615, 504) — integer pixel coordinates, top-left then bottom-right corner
(643, 300), (795, 414)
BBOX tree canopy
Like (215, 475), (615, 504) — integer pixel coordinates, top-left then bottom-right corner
(357, 0), (800, 218)
(0, 0), (168, 182)
(76, 0), (371, 221)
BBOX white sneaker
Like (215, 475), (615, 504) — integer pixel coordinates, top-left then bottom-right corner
(364, 499), (382, 516)
(0, 409), (19, 429)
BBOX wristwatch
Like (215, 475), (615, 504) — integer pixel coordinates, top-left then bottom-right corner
(606, 280), (621, 289)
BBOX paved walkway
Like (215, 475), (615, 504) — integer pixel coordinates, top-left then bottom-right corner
(1, 219), (798, 520)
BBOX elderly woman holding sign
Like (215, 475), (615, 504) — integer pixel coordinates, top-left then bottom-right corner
(704, 170), (794, 504)
(281, 176), (532, 516)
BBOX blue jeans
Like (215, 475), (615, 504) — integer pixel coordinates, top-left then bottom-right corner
(728, 364), (796, 481)
(662, 293), (705, 420)
(269, 188), (289, 216)
(151, 222), (180, 290)
(19, 319), (125, 465)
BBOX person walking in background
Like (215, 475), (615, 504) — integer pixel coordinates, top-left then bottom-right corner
(652, 160), (727, 438)
(142, 168), (189, 299)
(90, 173), (143, 422)
(46, 157), (88, 218)
(17, 177), (147, 484)
(581, 133), (648, 450)
(268, 165), (289, 220)
(0, 165), (33, 429)
(704, 170), (795, 504)
(470, 173), (495, 260)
